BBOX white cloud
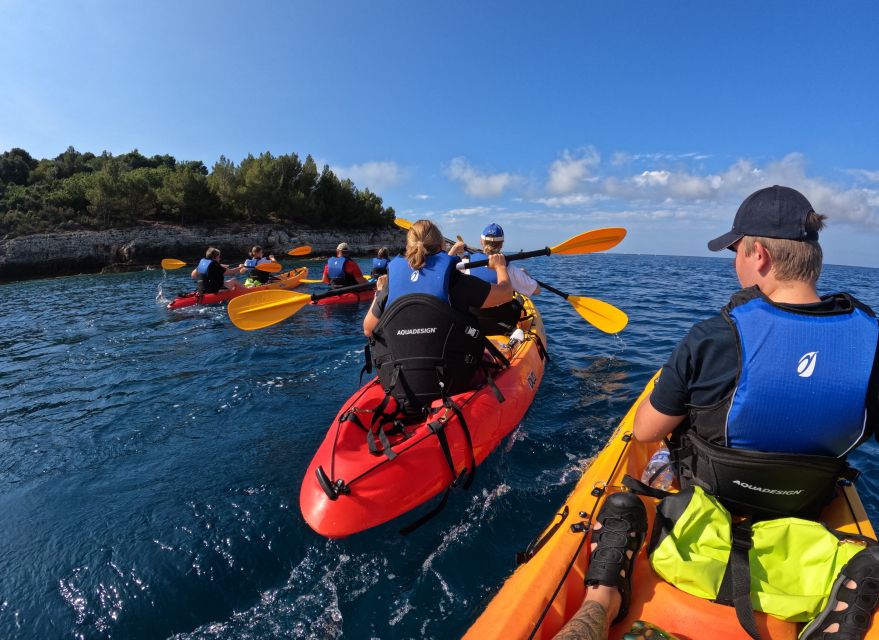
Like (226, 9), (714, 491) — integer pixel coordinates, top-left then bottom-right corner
(446, 157), (519, 198)
(333, 161), (406, 191)
(411, 193), (431, 200)
(546, 147), (600, 195)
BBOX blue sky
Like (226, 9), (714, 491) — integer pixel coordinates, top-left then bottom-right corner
(2, 1), (878, 267)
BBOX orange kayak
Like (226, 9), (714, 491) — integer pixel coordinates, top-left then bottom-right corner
(167, 266), (308, 309)
(465, 372), (879, 639)
(300, 296), (547, 538)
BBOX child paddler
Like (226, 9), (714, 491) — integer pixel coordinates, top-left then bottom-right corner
(190, 247), (245, 294)
(555, 186), (879, 640)
(362, 219), (512, 413)
(240, 245), (277, 287)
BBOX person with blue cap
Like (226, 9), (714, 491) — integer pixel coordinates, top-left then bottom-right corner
(454, 222), (540, 335)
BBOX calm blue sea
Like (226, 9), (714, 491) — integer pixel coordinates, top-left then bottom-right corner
(1, 254), (878, 640)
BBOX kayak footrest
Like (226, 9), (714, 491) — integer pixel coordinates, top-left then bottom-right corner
(316, 465), (349, 501)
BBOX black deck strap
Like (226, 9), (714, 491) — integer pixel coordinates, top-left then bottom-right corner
(445, 398), (476, 490)
(428, 419), (457, 481)
(621, 474), (673, 500)
(717, 518), (761, 640)
(484, 367), (505, 404)
(483, 337), (511, 369)
(376, 425), (397, 460)
(359, 342), (373, 384)
(399, 485), (453, 536)
(533, 332), (549, 362)
(516, 505), (570, 565)
(340, 410), (369, 433)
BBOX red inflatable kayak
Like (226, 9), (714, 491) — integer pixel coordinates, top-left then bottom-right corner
(311, 288), (376, 306)
(299, 297), (547, 538)
(167, 267), (308, 309)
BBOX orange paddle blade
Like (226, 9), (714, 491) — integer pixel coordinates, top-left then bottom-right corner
(254, 261), (282, 273)
(287, 245), (312, 257)
(161, 258), (188, 270)
(549, 228), (626, 255)
(227, 290), (312, 330)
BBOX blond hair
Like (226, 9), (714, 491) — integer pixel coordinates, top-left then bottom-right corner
(741, 211), (827, 282)
(481, 239), (504, 255)
(405, 219), (444, 270)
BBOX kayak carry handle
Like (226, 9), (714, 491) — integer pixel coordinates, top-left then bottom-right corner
(316, 466), (349, 500)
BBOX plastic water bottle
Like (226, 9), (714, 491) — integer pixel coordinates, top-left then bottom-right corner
(641, 443), (676, 490)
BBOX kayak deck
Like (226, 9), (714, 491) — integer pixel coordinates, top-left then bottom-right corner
(465, 372), (879, 640)
(167, 266), (308, 309)
(300, 297), (547, 538)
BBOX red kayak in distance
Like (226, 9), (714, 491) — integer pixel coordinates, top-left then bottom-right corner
(299, 296), (547, 538)
(167, 267), (308, 310)
(311, 288), (376, 306)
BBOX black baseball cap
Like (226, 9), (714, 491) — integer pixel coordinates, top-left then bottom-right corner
(707, 185), (818, 252)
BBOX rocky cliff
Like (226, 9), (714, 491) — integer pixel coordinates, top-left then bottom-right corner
(0, 224), (407, 282)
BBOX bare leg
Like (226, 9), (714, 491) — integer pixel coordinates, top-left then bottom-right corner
(552, 521), (630, 640)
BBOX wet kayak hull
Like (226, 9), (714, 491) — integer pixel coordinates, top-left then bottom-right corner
(300, 297), (547, 538)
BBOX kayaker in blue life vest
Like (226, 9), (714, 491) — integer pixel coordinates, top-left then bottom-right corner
(363, 219), (513, 413)
(190, 247), (246, 294)
(453, 223), (541, 335)
(322, 242), (367, 288)
(371, 246), (390, 277)
(240, 245), (277, 287)
(556, 186), (879, 640)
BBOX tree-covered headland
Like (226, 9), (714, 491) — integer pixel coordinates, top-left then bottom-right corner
(0, 147), (396, 237)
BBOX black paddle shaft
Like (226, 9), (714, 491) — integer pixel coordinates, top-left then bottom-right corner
(533, 279), (569, 300)
(311, 280), (377, 302)
(459, 247), (551, 270)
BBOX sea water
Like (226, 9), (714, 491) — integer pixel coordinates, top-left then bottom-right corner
(1, 254), (878, 639)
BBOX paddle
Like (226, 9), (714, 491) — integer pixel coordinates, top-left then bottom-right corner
(534, 279), (628, 334)
(459, 228), (626, 269)
(228, 281), (377, 330)
(453, 230), (629, 333)
(287, 245), (312, 256)
(160, 258), (280, 273)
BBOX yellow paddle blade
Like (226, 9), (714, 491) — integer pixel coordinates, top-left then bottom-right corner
(254, 261), (282, 273)
(549, 227), (627, 255)
(227, 290), (312, 330)
(301, 278), (324, 284)
(393, 217), (413, 230)
(287, 245), (312, 257)
(567, 295), (629, 334)
(161, 258), (187, 270)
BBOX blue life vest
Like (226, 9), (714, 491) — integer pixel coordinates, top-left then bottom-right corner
(327, 256), (348, 280)
(372, 257), (389, 274)
(724, 293), (877, 457)
(243, 257), (262, 268)
(464, 251), (497, 284)
(386, 252), (456, 307)
(196, 258), (213, 275)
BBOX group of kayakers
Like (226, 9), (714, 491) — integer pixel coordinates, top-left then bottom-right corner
(184, 186), (879, 640)
(554, 186), (879, 640)
(191, 245), (277, 294)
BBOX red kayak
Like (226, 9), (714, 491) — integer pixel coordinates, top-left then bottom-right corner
(311, 288), (376, 306)
(167, 267), (308, 309)
(299, 297), (547, 538)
